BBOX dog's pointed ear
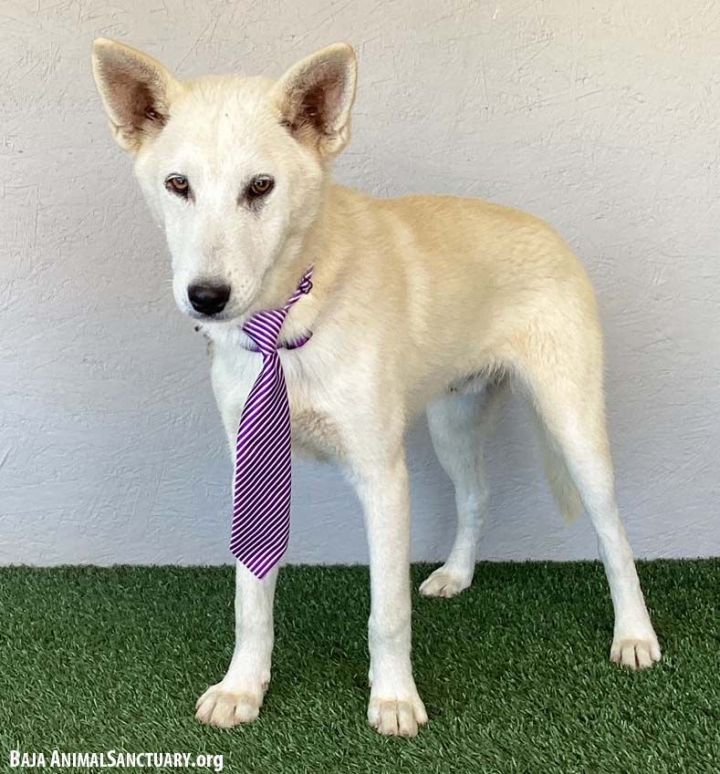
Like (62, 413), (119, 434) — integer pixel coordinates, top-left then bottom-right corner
(272, 43), (357, 158)
(92, 38), (180, 153)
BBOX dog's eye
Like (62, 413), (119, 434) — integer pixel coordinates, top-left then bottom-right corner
(246, 175), (274, 200)
(165, 174), (191, 199)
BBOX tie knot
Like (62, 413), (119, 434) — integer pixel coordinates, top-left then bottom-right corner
(242, 267), (314, 354)
(243, 308), (287, 354)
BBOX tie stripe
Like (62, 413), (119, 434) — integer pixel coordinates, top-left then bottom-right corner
(230, 267), (314, 579)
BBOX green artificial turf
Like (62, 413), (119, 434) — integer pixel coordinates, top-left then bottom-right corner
(0, 561), (718, 773)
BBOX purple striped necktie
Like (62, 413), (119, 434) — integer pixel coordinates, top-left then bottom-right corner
(230, 267), (314, 579)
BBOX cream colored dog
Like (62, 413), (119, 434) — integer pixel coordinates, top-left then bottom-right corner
(92, 39), (661, 737)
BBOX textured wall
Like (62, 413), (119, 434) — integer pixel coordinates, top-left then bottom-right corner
(1, 1), (718, 566)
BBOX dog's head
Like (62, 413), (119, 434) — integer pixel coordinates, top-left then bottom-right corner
(92, 40), (356, 322)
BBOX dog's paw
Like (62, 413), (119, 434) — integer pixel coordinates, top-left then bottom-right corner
(195, 684), (264, 728)
(610, 631), (661, 670)
(419, 565), (471, 598)
(368, 690), (428, 737)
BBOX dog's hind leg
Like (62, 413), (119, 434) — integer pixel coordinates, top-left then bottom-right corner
(515, 316), (661, 669)
(420, 386), (496, 598)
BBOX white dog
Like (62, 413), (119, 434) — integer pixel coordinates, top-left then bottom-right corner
(92, 39), (661, 737)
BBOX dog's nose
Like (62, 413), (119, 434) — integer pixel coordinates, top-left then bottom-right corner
(187, 282), (231, 316)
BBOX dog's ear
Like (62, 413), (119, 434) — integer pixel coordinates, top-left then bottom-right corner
(92, 38), (180, 153)
(272, 43), (357, 158)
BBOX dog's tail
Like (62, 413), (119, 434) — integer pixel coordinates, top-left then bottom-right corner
(532, 412), (583, 524)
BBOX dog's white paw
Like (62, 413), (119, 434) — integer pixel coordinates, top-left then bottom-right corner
(610, 630), (661, 670)
(419, 565), (471, 598)
(195, 683), (265, 728)
(368, 689), (428, 737)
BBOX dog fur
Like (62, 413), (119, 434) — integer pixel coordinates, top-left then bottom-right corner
(92, 39), (661, 737)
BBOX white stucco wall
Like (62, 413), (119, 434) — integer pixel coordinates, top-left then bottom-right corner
(1, 1), (718, 566)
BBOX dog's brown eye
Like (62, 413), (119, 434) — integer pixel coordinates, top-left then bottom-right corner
(165, 174), (190, 199)
(247, 175), (274, 199)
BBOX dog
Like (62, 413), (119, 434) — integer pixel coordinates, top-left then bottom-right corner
(91, 39), (661, 737)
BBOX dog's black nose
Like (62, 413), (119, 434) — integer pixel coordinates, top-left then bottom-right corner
(187, 283), (231, 316)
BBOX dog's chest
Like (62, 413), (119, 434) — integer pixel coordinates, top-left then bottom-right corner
(210, 335), (345, 461)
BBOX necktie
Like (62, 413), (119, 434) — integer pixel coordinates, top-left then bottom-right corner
(230, 267), (314, 579)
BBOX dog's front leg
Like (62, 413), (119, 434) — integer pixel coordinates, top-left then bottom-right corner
(195, 563), (276, 727)
(351, 449), (428, 737)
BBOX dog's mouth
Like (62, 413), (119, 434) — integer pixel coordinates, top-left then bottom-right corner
(191, 313), (242, 340)
(185, 308), (237, 323)
(179, 290), (256, 325)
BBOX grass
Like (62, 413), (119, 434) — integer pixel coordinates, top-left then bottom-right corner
(0, 561), (718, 773)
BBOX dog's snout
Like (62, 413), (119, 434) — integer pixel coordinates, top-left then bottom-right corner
(187, 282), (231, 316)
